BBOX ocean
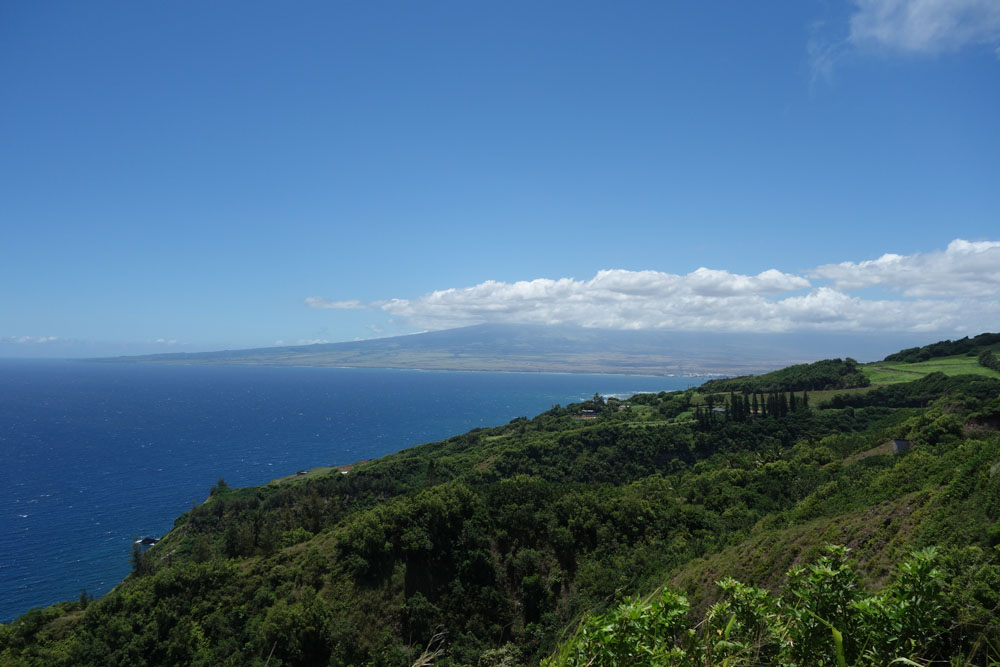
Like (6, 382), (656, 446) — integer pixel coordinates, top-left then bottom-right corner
(0, 360), (694, 622)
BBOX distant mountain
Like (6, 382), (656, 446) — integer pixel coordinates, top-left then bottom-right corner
(95, 324), (922, 376)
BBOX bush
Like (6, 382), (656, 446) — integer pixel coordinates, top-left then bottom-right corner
(544, 545), (953, 666)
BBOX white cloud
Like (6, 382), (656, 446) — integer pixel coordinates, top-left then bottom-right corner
(849, 0), (1000, 54)
(305, 297), (365, 309)
(306, 238), (1000, 335)
(810, 238), (1000, 297)
(365, 268), (812, 332)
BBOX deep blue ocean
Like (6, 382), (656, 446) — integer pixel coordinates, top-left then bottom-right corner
(0, 360), (694, 621)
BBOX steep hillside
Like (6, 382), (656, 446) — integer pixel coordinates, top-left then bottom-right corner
(3, 341), (1000, 666)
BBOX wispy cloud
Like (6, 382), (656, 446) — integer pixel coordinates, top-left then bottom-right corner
(849, 0), (1000, 54)
(305, 297), (365, 309)
(274, 338), (330, 346)
(1, 335), (61, 344)
(808, 0), (1000, 83)
(308, 238), (1000, 335)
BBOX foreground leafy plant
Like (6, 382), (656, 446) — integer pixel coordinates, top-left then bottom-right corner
(544, 545), (953, 666)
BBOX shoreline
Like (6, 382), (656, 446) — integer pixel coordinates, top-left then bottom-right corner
(79, 358), (729, 380)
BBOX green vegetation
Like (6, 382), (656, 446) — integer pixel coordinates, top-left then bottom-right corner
(546, 546), (956, 666)
(981, 349), (1000, 373)
(3, 335), (1000, 666)
(823, 371), (1000, 409)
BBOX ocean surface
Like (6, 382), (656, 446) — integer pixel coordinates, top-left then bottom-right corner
(0, 360), (695, 621)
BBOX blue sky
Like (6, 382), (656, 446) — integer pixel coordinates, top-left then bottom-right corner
(2, 1), (999, 356)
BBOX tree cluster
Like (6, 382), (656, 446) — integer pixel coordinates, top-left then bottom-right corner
(884, 332), (1000, 363)
(979, 348), (1000, 373)
(700, 358), (869, 394)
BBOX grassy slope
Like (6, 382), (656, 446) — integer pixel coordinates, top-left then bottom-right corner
(864, 347), (1000, 385)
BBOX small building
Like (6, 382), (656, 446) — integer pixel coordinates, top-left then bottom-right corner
(893, 439), (911, 454)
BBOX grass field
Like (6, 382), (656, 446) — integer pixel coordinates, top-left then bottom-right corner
(864, 351), (1000, 384)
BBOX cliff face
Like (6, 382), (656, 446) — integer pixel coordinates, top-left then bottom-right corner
(4, 338), (1000, 666)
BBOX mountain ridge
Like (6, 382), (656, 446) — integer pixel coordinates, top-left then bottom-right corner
(94, 323), (922, 377)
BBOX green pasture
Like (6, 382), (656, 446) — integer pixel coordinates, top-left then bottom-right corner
(864, 351), (1000, 384)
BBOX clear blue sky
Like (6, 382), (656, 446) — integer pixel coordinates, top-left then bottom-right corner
(2, 1), (999, 356)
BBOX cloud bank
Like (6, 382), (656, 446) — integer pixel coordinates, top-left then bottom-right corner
(307, 239), (1000, 336)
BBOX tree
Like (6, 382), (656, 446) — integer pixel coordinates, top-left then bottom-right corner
(131, 542), (150, 576)
(192, 534), (213, 562)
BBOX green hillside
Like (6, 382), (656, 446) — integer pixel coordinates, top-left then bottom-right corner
(863, 333), (1000, 385)
(3, 337), (1000, 666)
(699, 357), (871, 393)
